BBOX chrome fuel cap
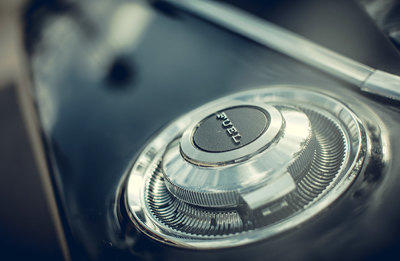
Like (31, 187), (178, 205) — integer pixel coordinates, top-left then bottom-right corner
(125, 87), (366, 249)
(178, 102), (283, 165)
(163, 102), (315, 209)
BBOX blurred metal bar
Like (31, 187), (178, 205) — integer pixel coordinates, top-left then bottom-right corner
(0, 1), (71, 260)
(164, 0), (400, 101)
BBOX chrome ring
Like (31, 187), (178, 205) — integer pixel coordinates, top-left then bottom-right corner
(125, 86), (368, 250)
(180, 101), (282, 166)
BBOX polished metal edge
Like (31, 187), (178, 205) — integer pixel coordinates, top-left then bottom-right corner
(180, 102), (282, 165)
(162, 106), (312, 208)
(125, 86), (368, 249)
(164, 0), (400, 101)
(361, 70), (400, 100)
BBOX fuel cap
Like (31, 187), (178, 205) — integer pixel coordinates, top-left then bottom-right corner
(163, 101), (314, 208)
(192, 106), (268, 152)
(125, 87), (366, 249)
(179, 101), (283, 166)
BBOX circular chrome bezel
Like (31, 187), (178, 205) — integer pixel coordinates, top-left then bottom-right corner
(180, 101), (283, 166)
(125, 86), (367, 249)
(163, 106), (312, 208)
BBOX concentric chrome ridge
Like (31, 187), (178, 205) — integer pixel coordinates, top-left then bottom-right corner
(162, 106), (312, 208)
(125, 86), (367, 249)
(180, 102), (283, 166)
(144, 106), (348, 236)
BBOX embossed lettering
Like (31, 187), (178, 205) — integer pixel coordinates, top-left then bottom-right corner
(222, 119), (233, 127)
(232, 134), (241, 144)
(216, 111), (242, 144)
(216, 112), (227, 120)
(226, 126), (238, 135)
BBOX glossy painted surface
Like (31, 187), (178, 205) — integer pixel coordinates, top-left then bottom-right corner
(25, 0), (400, 260)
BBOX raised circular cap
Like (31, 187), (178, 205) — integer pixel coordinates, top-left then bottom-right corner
(163, 105), (314, 208)
(125, 87), (367, 249)
(193, 106), (268, 152)
(180, 102), (283, 166)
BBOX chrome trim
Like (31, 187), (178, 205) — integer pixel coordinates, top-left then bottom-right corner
(125, 86), (367, 249)
(361, 70), (400, 100)
(164, 0), (400, 101)
(241, 171), (296, 210)
(180, 102), (282, 166)
(163, 106), (311, 208)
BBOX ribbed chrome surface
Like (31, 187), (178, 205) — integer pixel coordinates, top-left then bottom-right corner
(162, 105), (312, 209)
(125, 87), (366, 249)
(163, 164), (240, 208)
(148, 163), (245, 235)
(145, 106), (346, 235)
(287, 108), (346, 209)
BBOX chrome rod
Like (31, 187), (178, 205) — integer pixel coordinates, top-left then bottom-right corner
(164, 0), (400, 101)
